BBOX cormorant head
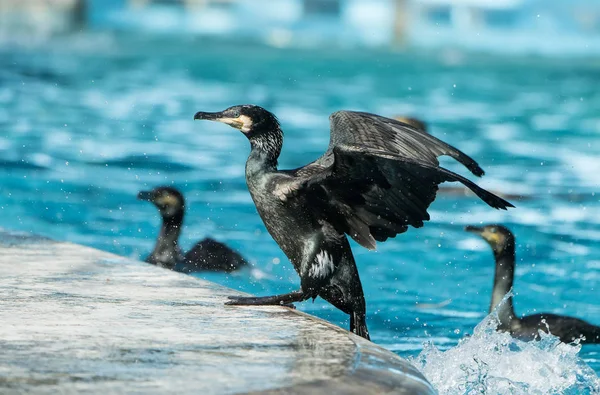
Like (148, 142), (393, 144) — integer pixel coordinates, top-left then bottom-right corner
(137, 186), (184, 219)
(394, 116), (428, 133)
(193, 105), (280, 136)
(465, 224), (515, 254)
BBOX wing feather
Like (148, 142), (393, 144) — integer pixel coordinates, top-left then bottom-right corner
(280, 111), (513, 249)
(329, 111), (485, 176)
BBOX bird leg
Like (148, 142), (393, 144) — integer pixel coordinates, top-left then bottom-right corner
(225, 290), (307, 308)
(350, 310), (370, 340)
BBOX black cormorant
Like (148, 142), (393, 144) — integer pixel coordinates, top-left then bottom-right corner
(137, 186), (247, 273)
(194, 105), (513, 340)
(465, 224), (600, 343)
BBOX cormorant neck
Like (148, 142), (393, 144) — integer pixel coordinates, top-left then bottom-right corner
(151, 212), (183, 263)
(490, 241), (517, 326)
(248, 127), (283, 169)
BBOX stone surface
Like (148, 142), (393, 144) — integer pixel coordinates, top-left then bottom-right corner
(0, 230), (434, 394)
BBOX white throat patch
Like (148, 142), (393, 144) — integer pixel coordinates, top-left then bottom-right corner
(219, 115), (254, 133)
(237, 115), (253, 133)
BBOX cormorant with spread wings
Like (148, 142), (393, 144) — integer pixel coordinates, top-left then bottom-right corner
(194, 105), (514, 340)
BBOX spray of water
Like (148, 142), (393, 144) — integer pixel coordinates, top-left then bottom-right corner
(411, 294), (600, 394)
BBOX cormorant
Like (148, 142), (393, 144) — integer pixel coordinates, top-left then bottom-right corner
(194, 105), (513, 340)
(394, 116), (428, 132)
(137, 186), (248, 273)
(465, 224), (600, 343)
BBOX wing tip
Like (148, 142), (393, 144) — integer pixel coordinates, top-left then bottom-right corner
(449, 170), (515, 210)
(365, 235), (377, 250)
(490, 195), (516, 210)
(329, 110), (345, 120)
(471, 165), (485, 178)
(502, 201), (516, 210)
(354, 233), (377, 250)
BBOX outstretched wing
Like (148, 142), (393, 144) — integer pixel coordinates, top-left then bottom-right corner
(328, 111), (485, 176)
(281, 111), (513, 250)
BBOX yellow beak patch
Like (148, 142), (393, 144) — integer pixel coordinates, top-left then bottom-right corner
(481, 230), (501, 244)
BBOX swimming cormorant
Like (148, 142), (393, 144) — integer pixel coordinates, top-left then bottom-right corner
(137, 186), (248, 273)
(465, 224), (600, 343)
(394, 116), (428, 132)
(194, 105), (513, 340)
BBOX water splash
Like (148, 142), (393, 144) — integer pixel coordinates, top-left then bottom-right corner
(412, 299), (600, 394)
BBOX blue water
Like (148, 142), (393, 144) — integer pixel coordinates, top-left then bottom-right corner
(2, 35), (600, 381)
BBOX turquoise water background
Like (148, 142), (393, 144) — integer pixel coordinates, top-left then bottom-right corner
(1, 36), (600, 378)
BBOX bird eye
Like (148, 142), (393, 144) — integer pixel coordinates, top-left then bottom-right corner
(490, 227), (497, 233)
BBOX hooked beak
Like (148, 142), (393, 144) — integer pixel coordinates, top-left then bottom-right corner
(194, 110), (251, 132)
(193, 111), (222, 121)
(137, 191), (153, 202)
(464, 225), (484, 234)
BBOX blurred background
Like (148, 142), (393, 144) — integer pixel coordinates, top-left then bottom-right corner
(3, 0), (600, 54)
(1, 0), (600, 379)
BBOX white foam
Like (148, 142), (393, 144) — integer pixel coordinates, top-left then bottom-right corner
(412, 303), (600, 394)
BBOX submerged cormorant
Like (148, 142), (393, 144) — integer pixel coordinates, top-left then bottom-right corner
(137, 186), (247, 273)
(465, 224), (600, 343)
(394, 116), (428, 132)
(194, 105), (513, 340)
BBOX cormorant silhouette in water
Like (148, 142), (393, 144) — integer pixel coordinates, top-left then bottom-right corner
(465, 224), (600, 343)
(138, 186), (247, 273)
(394, 116), (428, 132)
(194, 105), (513, 340)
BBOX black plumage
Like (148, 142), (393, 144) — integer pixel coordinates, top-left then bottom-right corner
(194, 105), (513, 340)
(465, 224), (600, 343)
(137, 186), (247, 273)
(394, 115), (528, 202)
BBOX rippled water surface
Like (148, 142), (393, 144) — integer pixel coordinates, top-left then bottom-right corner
(2, 35), (600, 391)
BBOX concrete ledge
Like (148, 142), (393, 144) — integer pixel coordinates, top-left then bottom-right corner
(0, 230), (434, 394)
